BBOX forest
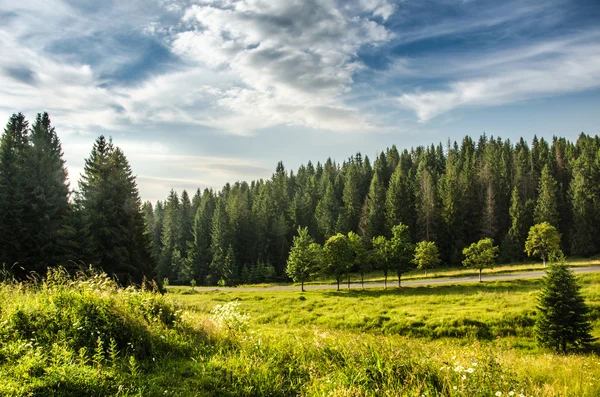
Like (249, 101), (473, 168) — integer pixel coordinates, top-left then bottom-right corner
(2, 111), (600, 286)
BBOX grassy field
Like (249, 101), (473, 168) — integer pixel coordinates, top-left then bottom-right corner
(2, 269), (600, 396)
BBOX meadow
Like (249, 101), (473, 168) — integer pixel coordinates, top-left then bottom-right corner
(2, 269), (600, 396)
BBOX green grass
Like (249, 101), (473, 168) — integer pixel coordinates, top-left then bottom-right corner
(2, 268), (600, 396)
(172, 273), (600, 345)
(205, 257), (600, 288)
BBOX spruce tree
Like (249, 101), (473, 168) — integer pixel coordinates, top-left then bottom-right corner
(78, 137), (154, 285)
(0, 113), (30, 275)
(158, 190), (180, 281)
(535, 261), (594, 353)
(534, 165), (560, 227)
(189, 189), (215, 284)
(286, 227), (320, 291)
(360, 172), (386, 241)
(24, 113), (71, 273)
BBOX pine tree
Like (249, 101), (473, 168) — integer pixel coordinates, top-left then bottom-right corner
(360, 172), (386, 241)
(78, 137), (154, 285)
(315, 181), (339, 239)
(534, 165), (559, 227)
(179, 190), (194, 260)
(415, 161), (437, 242)
(158, 190), (180, 281)
(188, 189), (215, 284)
(210, 199), (231, 284)
(0, 113), (30, 275)
(535, 261), (594, 353)
(23, 113), (71, 273)
(342, 162), (362, 232)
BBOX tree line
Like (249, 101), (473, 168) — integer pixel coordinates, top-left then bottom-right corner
(2, 111), (600, 287)
(146, 131), (600, 286)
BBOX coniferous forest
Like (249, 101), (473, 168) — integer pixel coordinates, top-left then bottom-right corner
(2, 112), (600, 286)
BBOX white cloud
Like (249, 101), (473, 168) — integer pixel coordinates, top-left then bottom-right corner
(397, 35), (600, 122)
(168, 0), (395, 132)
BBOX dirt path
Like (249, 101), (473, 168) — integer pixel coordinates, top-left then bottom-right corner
(194, 266), (600, 292)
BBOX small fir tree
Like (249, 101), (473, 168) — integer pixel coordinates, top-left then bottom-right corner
(286, 227), (320, 291)
(535, 260), (595, 353)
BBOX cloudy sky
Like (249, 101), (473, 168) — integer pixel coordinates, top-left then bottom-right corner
(1, 0), (599, 202)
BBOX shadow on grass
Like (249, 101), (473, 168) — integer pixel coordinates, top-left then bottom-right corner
(321, 278), (543, 299)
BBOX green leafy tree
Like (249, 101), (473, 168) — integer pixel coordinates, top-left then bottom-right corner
(389, 223), (415, 287)
(286, 227), (321, 291)
(323, 233), (353, 291)
(372, 235), (392, 289)
(525, 222), (562, 267)
(462, 238), (499, 282)
(535, 261), (594, 353)
(412, 241), (440, 277)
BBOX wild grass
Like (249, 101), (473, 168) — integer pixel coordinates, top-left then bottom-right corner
(171, 273), (600, 347)
(2, 268), (600, 396)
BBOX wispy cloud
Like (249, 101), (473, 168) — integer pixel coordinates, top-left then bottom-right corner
(396, 32), (600, 122)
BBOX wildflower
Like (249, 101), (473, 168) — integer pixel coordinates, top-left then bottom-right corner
(454, 365), (464, 372)
(461, 375), (466, 380)
(509, 392), (514, 396)
(452, 355), (457, 360)
(440, 366), (446, 371)
(453, 386), (457, 390)
(466, 367), (474, 373)
(495, 392), (502, 397)
(472, 362), (478, 366)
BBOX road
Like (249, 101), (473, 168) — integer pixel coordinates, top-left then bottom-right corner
(195, 265), (600, 292)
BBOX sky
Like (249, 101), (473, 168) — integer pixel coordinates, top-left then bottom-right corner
(1, 0), (599, 202)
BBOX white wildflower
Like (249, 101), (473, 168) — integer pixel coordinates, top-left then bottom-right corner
(466, 367), (475, 373)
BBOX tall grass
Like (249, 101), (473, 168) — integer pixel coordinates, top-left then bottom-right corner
(2, 269), (599, 396)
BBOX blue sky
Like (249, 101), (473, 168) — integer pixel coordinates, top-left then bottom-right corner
(1, 0), (599, 202)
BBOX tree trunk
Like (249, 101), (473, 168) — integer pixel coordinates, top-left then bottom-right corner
(425, 269), (428, 277)
(337, 278), (340, 291)
(479, 268), (482, 282)
(384, 273), (387, 289)
(347, 273), (350, 289)
(361, 273), (364, 290)
(398, 272), (401, 288)
(543, 256), (546, 267)
(301, 280), (304, 292)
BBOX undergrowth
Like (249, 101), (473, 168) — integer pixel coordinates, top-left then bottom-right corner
(1, 269), (599, 396)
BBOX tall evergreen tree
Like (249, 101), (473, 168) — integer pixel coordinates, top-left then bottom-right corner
(78, 137), (154, 285)
(158, 190), (181, 281)
(0, 113), (30, 275)
(534, 165), (560, 228)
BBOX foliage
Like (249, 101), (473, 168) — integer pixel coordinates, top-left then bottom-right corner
(413, 241), (441, 276)
(535, 261), (595, 353)
(372, 235), (392, 288)
(323, 233), (353, 290)
(286, 227), (321, 290)
(389, 223), (415, 287)
(463, 238), (499, 281)
(525, 222), (562, 266)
